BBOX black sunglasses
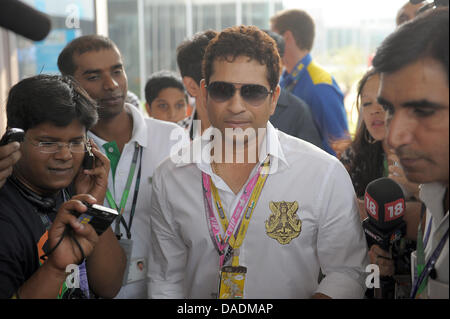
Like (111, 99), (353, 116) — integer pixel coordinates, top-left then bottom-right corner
(206, 81), (273, 106)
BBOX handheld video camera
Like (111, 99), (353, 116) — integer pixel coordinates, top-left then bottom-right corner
(70, 202), (118, 236)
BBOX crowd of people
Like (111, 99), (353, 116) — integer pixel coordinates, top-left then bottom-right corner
(0, 1), (448, 299)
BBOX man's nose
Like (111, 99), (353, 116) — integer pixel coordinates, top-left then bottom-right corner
(167, 107), (174, 121)
(227, 90), (246, 114)
(386, 112), (414, 150)
(53, 144), (73, 161)
(103, 75), (119, 91)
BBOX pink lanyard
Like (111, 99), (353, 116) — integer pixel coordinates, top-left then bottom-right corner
(202, 158), (269, 267)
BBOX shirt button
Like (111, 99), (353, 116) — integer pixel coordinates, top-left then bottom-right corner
(108, 147), (114, 153)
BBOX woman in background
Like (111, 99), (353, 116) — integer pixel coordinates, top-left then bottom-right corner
(341, 69), (420, 215)
(341, 69), (422, 297)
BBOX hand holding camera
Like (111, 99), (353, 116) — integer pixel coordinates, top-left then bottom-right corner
(45, 194), (100, 272)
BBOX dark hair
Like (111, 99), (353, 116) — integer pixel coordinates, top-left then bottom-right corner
(373, 7), (449, 83)
(202, 25), (281, 91)
(144, 70), (186, 105)
(7, 74), (98, 131)
(263, 30), (285, 58)
(342, 69), (384, 197)
(58, 34), (119, 76)
(270, 9), (315, 51)
(176, 30), (218, 85)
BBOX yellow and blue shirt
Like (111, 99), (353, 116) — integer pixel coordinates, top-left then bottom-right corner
(280, 54), (349, 155)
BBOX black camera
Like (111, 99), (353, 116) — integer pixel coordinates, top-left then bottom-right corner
(70, 202), (118, 236)
(0, 128), (25, 146)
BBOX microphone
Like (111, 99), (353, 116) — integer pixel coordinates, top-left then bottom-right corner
(362, 177), (409, 299)
(362, 177), (407, 251)
(0, 0), (51, 41)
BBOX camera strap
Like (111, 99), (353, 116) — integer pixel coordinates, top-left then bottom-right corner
(106, 143), (142, 240)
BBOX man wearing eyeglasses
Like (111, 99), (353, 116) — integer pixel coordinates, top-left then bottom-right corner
(149, 26), (368, 299)
(0, 74), (126, 299)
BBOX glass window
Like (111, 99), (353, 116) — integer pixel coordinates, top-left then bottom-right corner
(108, 0), (140, 96)
(108, 0), (283, 100)
(16, 0), (95, 79)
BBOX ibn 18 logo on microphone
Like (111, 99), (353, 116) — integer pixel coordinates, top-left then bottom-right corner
(384, 198), (405, 222)
(365, 193), (379, 220)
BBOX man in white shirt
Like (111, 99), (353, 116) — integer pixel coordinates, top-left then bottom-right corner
(58, 35), (188, 298)
(149, 25), (368, 299)
(373, 7), (448, 298)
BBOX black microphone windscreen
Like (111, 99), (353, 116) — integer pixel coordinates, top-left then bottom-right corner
(364, 177), (406, 230)
(0, 0), (51, 41)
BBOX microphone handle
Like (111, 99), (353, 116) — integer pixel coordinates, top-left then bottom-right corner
(374, 276), (396, 299)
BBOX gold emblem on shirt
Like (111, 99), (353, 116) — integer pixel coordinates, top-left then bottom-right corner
(265, 201), (302, 245)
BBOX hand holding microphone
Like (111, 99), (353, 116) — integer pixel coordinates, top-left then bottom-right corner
(387, 152), (420, 200)
(368, 245), (395, 277)
(362, 177), (408, 298)
(363, 177), (406, 250)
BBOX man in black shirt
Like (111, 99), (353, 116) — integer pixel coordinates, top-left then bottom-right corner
(0, 74), (126, 299)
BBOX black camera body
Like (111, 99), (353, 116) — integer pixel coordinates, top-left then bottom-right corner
(0, 128), (25, 146)
(70, 202), (118, 235)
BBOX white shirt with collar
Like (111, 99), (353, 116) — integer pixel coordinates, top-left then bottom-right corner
(88, 103), (189, 299)
(149, 122), (369, 299)
(419, 182), (449, 299)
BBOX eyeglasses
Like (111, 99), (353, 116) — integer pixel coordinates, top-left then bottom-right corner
(206, 81), (273, 106)
(26, 139), (87, 154)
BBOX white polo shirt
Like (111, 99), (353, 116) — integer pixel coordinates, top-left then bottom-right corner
(149, 122), (369, 299)
(419, 182), (449, 298)
(88, 103), (189, 298)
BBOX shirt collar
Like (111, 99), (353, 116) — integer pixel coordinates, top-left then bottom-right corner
(88, 103), (148, 148)
(173, 122), (289, 174)
(287, 53), (312, 77)
(126, 103), (148, 148)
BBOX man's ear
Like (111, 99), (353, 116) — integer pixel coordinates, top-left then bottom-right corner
(270, 85), (281, 116)
(283, 30), (297, 48)
(183, 76), (200, 97)
(199, 79), (208, 105)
